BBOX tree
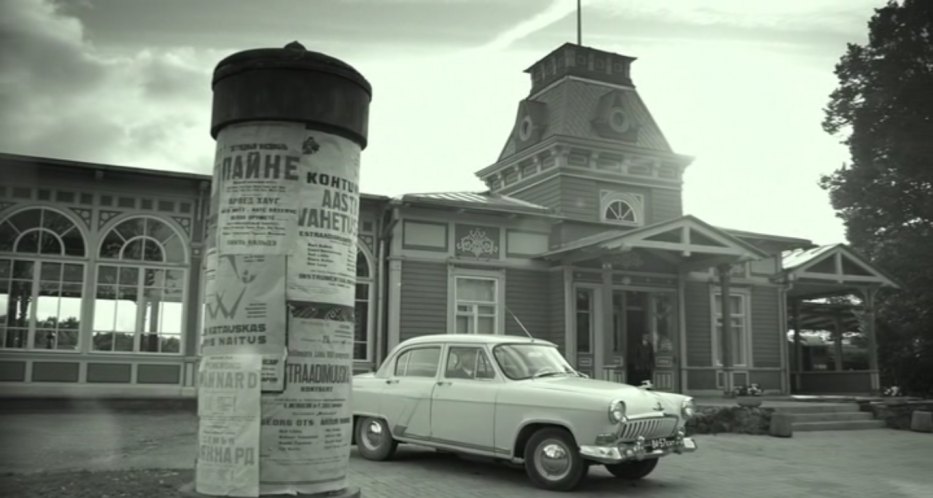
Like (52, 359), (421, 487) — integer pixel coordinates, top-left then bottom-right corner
(821, 0), (933, 396)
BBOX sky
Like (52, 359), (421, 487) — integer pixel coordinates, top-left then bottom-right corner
(0, 0), (887, 245)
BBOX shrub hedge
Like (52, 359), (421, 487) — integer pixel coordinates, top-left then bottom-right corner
(863, 400), (933, 430)
(685, 405), (775, 435)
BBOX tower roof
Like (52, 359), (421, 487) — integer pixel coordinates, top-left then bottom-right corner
(495, 44), (675, 162)
(524, 43), (636, 95)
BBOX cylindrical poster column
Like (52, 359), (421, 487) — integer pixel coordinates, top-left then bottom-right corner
(195, 42), (370, 497)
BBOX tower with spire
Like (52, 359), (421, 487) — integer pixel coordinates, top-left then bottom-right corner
(475, 43), (694, 245)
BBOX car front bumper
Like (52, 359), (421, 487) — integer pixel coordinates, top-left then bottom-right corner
(579, 435), (697, 464)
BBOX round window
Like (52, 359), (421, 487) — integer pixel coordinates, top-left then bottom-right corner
(518, 116), (533, 141)
(608, 108), (629, 133)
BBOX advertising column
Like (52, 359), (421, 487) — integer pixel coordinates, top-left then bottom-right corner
(195, 41), (371, 498)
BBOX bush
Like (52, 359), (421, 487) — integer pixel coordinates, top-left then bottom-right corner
(868, 400), (933, 430)
(685, 405), (775, 435)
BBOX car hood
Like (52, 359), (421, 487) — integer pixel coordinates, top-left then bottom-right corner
(525, 376), (684, 415)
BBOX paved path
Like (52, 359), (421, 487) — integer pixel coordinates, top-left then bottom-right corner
(1, 410), (931, 497)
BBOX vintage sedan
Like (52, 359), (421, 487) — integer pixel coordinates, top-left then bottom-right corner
(352, 334), (697, 491)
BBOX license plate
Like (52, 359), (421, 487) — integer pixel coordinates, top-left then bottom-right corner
(647, 438), (678, 449)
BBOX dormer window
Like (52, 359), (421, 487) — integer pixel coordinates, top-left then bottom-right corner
(600, 191), (644, 226)
(608, 108), (630, 133)
(518, 116), (533, 141)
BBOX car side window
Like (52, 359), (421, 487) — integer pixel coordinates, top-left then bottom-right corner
(475, 351), (496, 379)
(445, 347), (496, 380)
(395, 347), (441, 378)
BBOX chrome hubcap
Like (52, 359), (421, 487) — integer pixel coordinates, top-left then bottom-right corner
(362, 420), (384, 450)
(534, 440), (571, 481)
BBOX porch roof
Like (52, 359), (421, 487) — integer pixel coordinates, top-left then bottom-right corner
(537, 215), (769, 268)
(781, 244), (900, 298)
(400, 191), (555, 216)
(794, 301), (865, 331)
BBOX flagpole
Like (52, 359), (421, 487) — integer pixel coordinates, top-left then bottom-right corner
(577, 0), (582, 45)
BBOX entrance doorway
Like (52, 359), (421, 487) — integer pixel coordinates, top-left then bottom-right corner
(610, 290), (677, 391)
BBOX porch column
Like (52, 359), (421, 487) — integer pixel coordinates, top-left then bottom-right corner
(833, 314), (844, 371)
(862, 287), (881, 392)
(716, 264), (733, 396)
(600, 263), (613, 382)
(792, 298), (802, 391)
(563, 266), (575, 362)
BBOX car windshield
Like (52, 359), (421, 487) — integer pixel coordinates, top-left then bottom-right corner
(492, 343), (579, 380)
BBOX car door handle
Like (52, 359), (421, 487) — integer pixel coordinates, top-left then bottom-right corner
(436, 381), (451, 386)
(386, 379), (399, 385)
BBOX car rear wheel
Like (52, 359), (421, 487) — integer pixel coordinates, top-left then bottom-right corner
(605, 458), (659, 479)
(355, 417), (397, 461)
(523, 428), (587, 491)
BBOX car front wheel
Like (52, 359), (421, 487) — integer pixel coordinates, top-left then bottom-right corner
(605, 458), (658, 479)
(523, 428), (587, 491)
(355, 417), (398, 461)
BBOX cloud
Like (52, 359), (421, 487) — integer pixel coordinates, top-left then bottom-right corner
(0, 0), (215, 174)
(589, 0), (878, 33)
(469, 0), (593, 52)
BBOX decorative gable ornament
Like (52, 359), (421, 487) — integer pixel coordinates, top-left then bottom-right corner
(456, 228), (499, 258)
(615, 251), (644, 269)
(591, 90), (640, 142)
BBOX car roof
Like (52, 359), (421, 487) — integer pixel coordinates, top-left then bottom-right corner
(398, 334), (556, 347)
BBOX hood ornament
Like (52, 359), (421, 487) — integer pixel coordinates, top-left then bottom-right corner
(653, 400), (664, 411)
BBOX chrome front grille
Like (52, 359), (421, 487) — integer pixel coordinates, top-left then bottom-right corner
(619, 417), (678, 441)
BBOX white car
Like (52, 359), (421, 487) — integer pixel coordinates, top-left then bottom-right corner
(352, 334), (697, 491)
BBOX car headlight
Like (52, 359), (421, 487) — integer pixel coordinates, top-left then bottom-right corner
(681, 398), (696, 419)
(609, 400), (626, 423)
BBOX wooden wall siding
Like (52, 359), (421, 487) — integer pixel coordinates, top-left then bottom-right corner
(650, 188), (682, 222)
(559, 176), (599, 219)
(550, 223), (620, 249)
(137, 364), (181, 384)
(399, 260), (448, 341)
(751, 286), (781, 368)
(749, 370), (782, 391)
(32, 362), (79, 382)
(687, 369), (717, 390)
(0, 361), (26, 382)
(505, 269), (551, 341)
(86, 363), (132, 383)
(684, 282), (712, 366)
(508, 176), (561, 211)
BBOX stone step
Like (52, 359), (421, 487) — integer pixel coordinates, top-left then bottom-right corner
(789, 411), (875, 422)
(791, 420), (886, 431)
(771, 404), (863, 414)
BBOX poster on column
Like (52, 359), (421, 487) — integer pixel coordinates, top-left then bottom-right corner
(214, 122), (306, 255)
(201, 248), (287, 392)
(287, 130), (361, 305)
(195, 354), (262, 497)
(258, 352), (352, 495)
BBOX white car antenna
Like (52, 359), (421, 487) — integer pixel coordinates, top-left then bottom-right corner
(506, 307), (534, 339)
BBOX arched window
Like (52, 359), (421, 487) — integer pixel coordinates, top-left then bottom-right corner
(605, 200), (636, 223)
(0, 207), (85, 350)
(99, 217), (186, 263)
(93, 216), (187, 354)
(600, 191), (643, 226)
(354, 249), (373, 361)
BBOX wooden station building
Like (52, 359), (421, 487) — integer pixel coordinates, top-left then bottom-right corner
(0, 43), (898, 399)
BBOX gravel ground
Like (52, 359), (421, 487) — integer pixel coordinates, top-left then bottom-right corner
(0, 469), (192, 498)
(2, 407), (932, 498)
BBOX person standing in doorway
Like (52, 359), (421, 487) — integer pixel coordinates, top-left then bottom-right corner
(632, 333), (655, 387)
